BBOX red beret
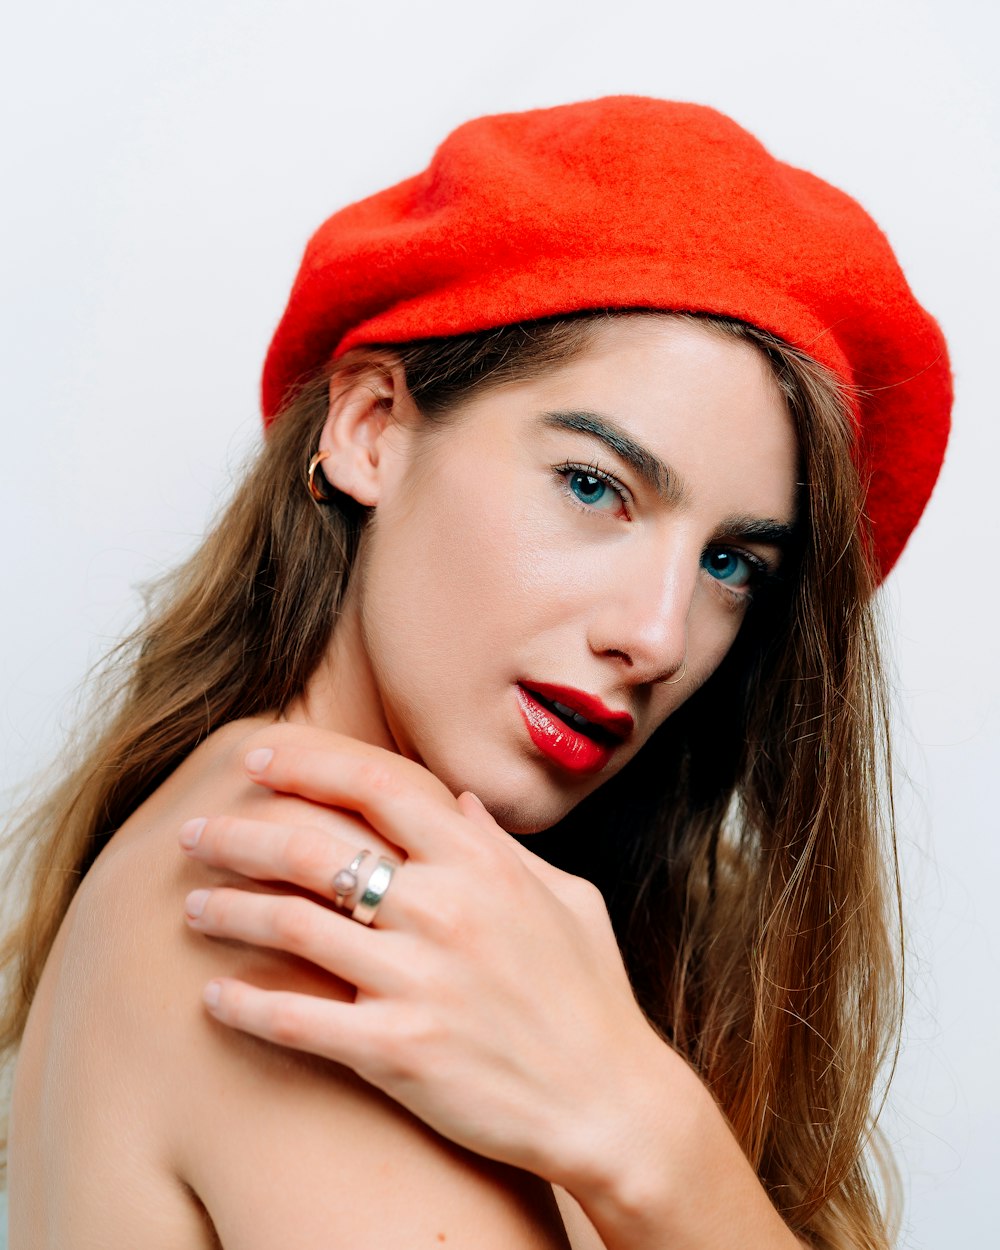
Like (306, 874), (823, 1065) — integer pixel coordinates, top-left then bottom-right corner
(262, 96), (951, 578)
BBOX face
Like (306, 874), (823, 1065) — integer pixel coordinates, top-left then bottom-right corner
(310, 317), (799, 834)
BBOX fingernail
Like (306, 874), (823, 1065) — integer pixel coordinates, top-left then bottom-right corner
(185, 888), (211, 919)
(203, 981), (222, 1010)
(179, 818), (206, 850)
(244, 747), (274, 775)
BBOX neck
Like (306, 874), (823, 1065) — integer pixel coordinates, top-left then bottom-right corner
(282, 596), (398, 753)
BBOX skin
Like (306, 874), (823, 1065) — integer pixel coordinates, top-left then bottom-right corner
(10, 317), (802, 1248)
(296, 316), (797, 831)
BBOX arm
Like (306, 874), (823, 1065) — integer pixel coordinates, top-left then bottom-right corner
(178, 724), (801, 1249)
(29, 721), (571, 1250)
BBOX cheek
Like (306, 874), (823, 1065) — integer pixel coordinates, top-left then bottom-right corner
(381, 456), (590, 637)
(692, 595), (747, 673)
(360, 457), (540, 673)
(649, 595), (747, 724)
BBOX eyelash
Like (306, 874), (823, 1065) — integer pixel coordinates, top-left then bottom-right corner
(703, 546), (777, 609)
(551, 460), (633, 519)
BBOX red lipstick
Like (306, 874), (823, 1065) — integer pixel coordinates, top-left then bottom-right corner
(520, 683), (634, 739)
(515, 682), (633, 776)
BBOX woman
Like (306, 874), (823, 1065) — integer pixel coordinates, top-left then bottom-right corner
(2, 97), (950, 1248)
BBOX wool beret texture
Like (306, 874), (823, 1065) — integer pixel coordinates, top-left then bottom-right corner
(262, 95), (951, 577)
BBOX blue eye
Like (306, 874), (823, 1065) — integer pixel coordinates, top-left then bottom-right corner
(702, 548), (754, 589)
(557, 465), (629, 515)
(569, 470), (614, 508)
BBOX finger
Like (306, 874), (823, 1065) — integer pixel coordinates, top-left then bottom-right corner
(184, 887), (401, 993)
(179, 814), (399, 904)
(240, 730), (465, 862)
(455, 790), (503, 834)
(455, 790), (580, 893)
(201, 977), (379, 1074)
(244, 723), (458, 810)
(454, 790), (544, 866)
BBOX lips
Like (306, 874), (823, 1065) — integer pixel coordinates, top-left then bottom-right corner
(515, 681), (633, 776)
(518, 682), (634, 742)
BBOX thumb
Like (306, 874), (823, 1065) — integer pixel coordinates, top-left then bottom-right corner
(456, 789), (505, 834)
(455, 791), (567, 886)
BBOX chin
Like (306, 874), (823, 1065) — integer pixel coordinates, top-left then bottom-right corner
(412, 732), (595, 835)
(484, 800), (558, 836)
(468, 781), (585, 836)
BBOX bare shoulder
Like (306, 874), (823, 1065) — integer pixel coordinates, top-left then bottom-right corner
(12, 719), (568, 1249)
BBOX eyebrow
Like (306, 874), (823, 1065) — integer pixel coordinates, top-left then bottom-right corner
(715, 514), (798, 549)
(539, 409), (681, 502)
(539, 408), (798, 544)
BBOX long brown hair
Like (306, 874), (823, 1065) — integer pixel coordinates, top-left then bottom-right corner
(1, 312), (900, 1248)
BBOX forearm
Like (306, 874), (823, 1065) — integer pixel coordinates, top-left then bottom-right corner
(557, 1039), (800, 1250)
(178, 736), (805, 1246)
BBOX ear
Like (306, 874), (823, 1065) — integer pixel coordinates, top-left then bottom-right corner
(314, 355), (414, 507)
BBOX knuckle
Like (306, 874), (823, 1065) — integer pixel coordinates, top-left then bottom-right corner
(269, 999), (309, 1048)
(566, 874), (605, 913)
(481, 845), (526, 899)
(421, 895), (467, 945)
(376, 1010), (437, 1081)
(367, 1028), (408, 1082)
(398, 871), (473, 944)
(271, 898), (319, 951)
(353, 756), (403, 800)
(283, 826), (329, 879)
(457, 830), (510, 884)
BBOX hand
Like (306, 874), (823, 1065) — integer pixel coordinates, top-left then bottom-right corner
(178, 722), (667, 1187)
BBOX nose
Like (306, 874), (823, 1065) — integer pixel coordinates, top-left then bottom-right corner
(587, 534), (697, 684)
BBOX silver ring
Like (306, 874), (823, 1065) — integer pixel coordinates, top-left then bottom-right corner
(351, 856), (397, 926)
(332, 849), (370, 907)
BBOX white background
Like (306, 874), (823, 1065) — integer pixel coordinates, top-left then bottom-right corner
(1, 1), (996, 1243)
